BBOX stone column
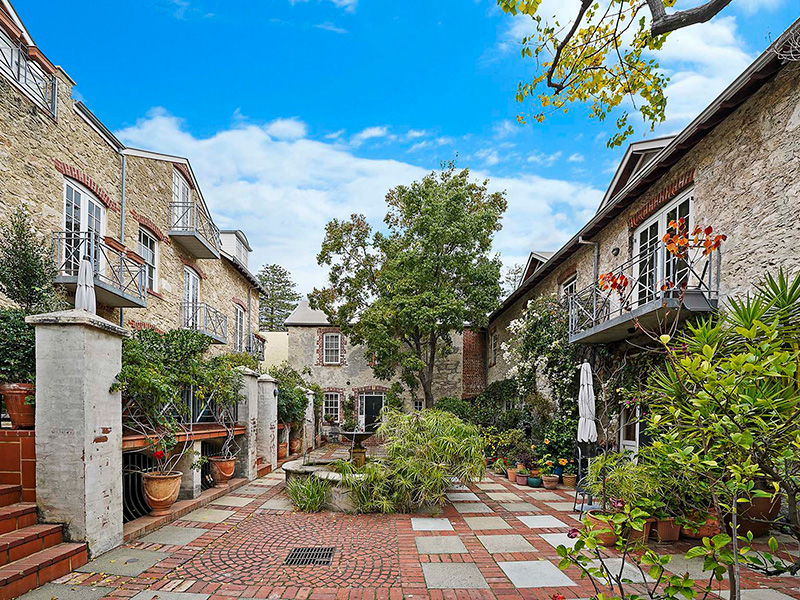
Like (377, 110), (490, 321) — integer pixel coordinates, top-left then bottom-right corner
(27, 310), (125, 557)
(176, 440), (202, 499)
(257, 375), (278, 471)
(234, 367), (259, 481)
(303, 389), (316, 453)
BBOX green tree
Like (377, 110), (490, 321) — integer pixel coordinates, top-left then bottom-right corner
(497, 0), (736, 147)
(257, 263), (301, 331)
(310, 162), (507, 408)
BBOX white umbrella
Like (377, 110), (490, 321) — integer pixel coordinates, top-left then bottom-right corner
(577, 361), (597, 443)
(74, 256), (96, 314)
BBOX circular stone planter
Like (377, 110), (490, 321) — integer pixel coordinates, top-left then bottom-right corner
(283, 458), (364, 513)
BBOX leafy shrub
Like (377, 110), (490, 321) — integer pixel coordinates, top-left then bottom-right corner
(269, 361), (312, 426)
(483, 426), (527, 460)
(286, 475), (329, 512)
(435, 396), (471, 420)
(538, 415), (578, 461)
(0, 309), (35, 384)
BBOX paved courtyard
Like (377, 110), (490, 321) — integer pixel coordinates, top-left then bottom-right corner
(27, 445), (800, 600)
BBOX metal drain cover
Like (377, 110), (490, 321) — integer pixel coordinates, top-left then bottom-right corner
(285, 546), (335, 566)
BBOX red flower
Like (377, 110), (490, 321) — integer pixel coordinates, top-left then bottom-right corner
(567, 528), (580, 539)
(153, 450), (165, 460)
(552, 594), (566, 600)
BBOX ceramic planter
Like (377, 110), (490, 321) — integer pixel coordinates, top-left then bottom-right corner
(507, 468), (518, 482)
(626, 518), (655, 545)
(289, 437), (302, 455)
(654, 517), (681, 543)
(586, 510), (618, 546)
(729, 494), (781, 538)
(527, 476), (542, 488)
(0, 383), (34, 429)
(277, 442), (288, 459)
(516, 474), (528, 485)
(542, 474), (559, 489)
(209, 457), (236, 487)
(562, 474), (578, 488)
(143, 471), (182, 516)
(682, 510), (720, 539)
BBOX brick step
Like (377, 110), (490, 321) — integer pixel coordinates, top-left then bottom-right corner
(0, 489), (20, 510)
(0, 505), (35, 536)
(0, 524), (63, 567)
(0, 542), (87, 600)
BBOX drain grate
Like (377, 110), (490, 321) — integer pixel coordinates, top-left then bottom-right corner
(285, 546), (335, 566)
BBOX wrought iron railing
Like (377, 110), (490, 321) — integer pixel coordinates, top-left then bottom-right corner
(568, 241), (720, 337)
(52, 231), (146, 303)
(180, 301), (228, 343)
(0, 26), (57, 116)
(247, 334), (265, 361)
(169, 201), (221, 252)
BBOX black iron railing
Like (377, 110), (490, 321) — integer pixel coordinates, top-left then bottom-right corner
(0, 27), (56, 116)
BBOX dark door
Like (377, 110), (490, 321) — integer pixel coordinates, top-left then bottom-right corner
(364, 395), (384, 431)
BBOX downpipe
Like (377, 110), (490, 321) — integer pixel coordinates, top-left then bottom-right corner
(578, 236), (599, 323)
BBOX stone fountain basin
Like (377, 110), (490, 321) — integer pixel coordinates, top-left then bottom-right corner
(283, 458), (365, 513)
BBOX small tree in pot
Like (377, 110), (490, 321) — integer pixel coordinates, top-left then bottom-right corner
(204, 355), (246, 486)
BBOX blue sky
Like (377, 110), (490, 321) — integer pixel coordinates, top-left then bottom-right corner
(16, 0), (799, 293)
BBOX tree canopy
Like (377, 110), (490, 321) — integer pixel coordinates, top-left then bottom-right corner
(310, 163), (507, 407)
(257, 263), (302, 331)
(497, 0), (735, 147)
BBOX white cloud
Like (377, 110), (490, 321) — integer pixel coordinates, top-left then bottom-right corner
(116, 109), (603, 294)
(405, 129), (428, 139)
(493, 120), (519, 139)
(288, 0), (357, 12)
(568, 152), (584, 163)
(264, 117), (308, 140)
(476, 148), (501, 166)
(527, 150), (562, 166)
(351, 125), (391, 146)
(733, 0), (784, 13)
(314, 22), (348, 34)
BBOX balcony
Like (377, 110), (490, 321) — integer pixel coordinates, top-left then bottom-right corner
(168, 202), (221, 259)
(53, 231), (147, 308)
(247, 333), (265, 361)
(180, 301), (228, 344)
(567, 241), (720, 344)
(0, 26), (57, 117)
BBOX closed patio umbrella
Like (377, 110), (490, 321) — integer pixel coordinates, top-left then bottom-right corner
(577, 361), (597, 443)
(74, 256), (96, 314)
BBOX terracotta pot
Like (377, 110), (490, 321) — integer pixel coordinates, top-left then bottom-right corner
(681, 510), (720, 539)
(654, 517), (681, 543)
(277, 442), (288, 459)
(209, 457), (236, 487)
(562, 474), (577, 488)
(728, 494), (781, 538)
(527, 476), (542, 488)
(586, 510), (618, 546)
(530, 469), (540, 477)
(626, 518), (655, 545)
(143, 471), (182, 516)
(507, 468), (518, 482)
(516, 474), (528, 485)
(516, 463), (525, 470)
(542, 474), (559, 490)
(289, 438), (302, 455)
(0, 383), (34, 429)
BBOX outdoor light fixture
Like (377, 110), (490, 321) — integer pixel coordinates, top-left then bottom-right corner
(611, 247), (620, 257)
(273, 388), (278, 397)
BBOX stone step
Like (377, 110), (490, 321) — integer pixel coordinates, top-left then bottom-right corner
(0, 524), (63, 567)
(0, 488), (20, 510)
(0, 542), (87, 600)
(0, 505), (36, 536)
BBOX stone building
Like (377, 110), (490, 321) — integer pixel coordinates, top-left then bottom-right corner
(0, 1), (265, 360)
(487, 18), (800, 452)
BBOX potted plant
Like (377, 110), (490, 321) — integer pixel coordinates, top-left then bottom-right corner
(270, 363), (312, 456)
(540, 460), (559, 489)
(0, 310), (35, 429)
(527, 469), (543, 487)
(208, 369), (243, 487)
(277, 423), (289, 459)
(516, 467), (529, 485)
(492, 458), (508, 475)
(561, 460), (578, 488)
(507, 464), (518, 482)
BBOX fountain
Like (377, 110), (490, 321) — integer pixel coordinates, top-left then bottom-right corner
(339, 429), (376, 467)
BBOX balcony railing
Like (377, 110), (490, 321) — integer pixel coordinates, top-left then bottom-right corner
(567, 241), (720, 343)
(180, 301), (228, 344)
(53, 231), (147, 308)
(247, 334), (265, 361)
(168, 201), (221, 259)
(0, 26), (57, 116)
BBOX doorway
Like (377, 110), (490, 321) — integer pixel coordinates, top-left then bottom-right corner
(359, 394), (384, 431)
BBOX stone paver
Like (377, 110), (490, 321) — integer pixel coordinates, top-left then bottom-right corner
(499, 501), (540, 512)
(415, 535), (468, 554)
(589, 558), (655, 583)
(17, 583), (114, 599)
(76, 548), (169, 576)
(179, 507), (236, 523)
(412, 517), (454, 531)
(446, 492), (479, 501)
(487, 492), (521, 502)
(422, 563), (489, 589)
(525, 490), (565, 500)
(476, 483), (506, 491)
(464, 516), (511, 530)
(544, 500), (578, 511)
(540, 532), (578, 550)
(454, 502), (493, 513)
(259, 496), (293, 510)
(518, 514), (569, 528)
(211, 495), (254, 507)
(664, 554), (728, 580)
(139, 526), (207, 545)
(499, 560), (576, 588)
(741, 591), (798, 600)
(478, 534), (536, 554)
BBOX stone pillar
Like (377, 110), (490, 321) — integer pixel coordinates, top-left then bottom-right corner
(27, 310), (125, 557)
(257, 375), (278, 471)
(177, 440), (202, 499)
(234, 367), (259, 481)
(303, 389), (316, 453)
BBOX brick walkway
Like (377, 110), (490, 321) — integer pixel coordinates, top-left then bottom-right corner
(28, 445), (800, 600)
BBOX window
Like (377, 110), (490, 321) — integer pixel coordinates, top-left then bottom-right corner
(63, 180), (105, 274)
(234, 304), (246, 352)
(323, 392), (340, 422)
(561, 274), (578, 298)
(182, 267), (200, 328)
(138, 228), (158, 292)
(171, 170), (192, 229)
(489, 330), (498, 366)
(323, 332), (340, 364)
(414, 399), (424, 411)
(236, 240), (248, 266)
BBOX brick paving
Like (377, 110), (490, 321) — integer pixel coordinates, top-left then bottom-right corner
(36, 445), (800, 600)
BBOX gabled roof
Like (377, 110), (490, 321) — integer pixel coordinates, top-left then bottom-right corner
(521, 251), (555, 283)
(490, 16), (800, 324)
(285, 301), (330, 327)
(221, 251), (267, 294)
(1, 0), (35, 47)
(597, 136), (674, 212)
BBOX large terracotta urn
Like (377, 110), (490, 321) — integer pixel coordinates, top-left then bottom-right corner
(209, 457), (236, 487)
(0, 383), (34, 429)
(142, 471), (182, 516)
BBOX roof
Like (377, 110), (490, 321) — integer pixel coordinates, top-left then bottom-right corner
(221, 229), (253, 252)
(221, 251), (267, 294)
(490, 16), (800, 323)
(285, 301), (330, 327)
(597, 136), (674, 211)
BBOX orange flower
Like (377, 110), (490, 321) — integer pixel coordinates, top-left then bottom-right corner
(546, 460), (553, 466)
(543, 439), (550, 445)
(558, 458), (568, 466)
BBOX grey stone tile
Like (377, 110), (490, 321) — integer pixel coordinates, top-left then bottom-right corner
(447, 484), (469, 491)
(250, 478), (281, 486)
(664, 554), (727, 580)
(544, 501), (577, 512)
(412, 517), (454, 531)
(17, 583), (114, 599)
(260, 496), (293, 511)
(454, 502), (493, 514)
(476, 483), (506, 491)
(478, 534), (536, 554)
(236, 485), (269, 495)
(540, 532), (578, 550)
(76, 548), (169, 576)
(447, 492), (479, 501)
(179, 507), (236, 523)
(415, 536), (468, 554)
(500, 502), (540, 512)
(740, 591), (798, 600)
(589, 558), (655, 583)
(487, 492), (521, 502)
(139, 526), (207, 546)
(517, 515), (568, 529)
(211, 495), (254, 507)
(498, 560), (576, 588)
(131, 592), (211, 600)
(525, 491), (565, 500)
(422, 563), (489, 589)
(464, 516), (511, 530)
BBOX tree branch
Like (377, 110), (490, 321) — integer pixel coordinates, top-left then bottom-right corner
(647, 0), (734, 37)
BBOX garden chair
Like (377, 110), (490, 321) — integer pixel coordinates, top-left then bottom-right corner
(572, 442), (601, 516)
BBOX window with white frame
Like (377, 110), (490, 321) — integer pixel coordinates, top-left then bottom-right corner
(63, 180), (105, 274)
(560, 274), (578, 298)
(171, 170), (192, 229)
(323, 392), (340, 422)
(413, 399), (424, 411)
(323, 332), (341, 364)
(234, 304), (246, 352)
(138, 227), (158, 292)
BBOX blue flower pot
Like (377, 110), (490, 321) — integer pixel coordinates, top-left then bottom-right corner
(527, 476), (542, 488)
